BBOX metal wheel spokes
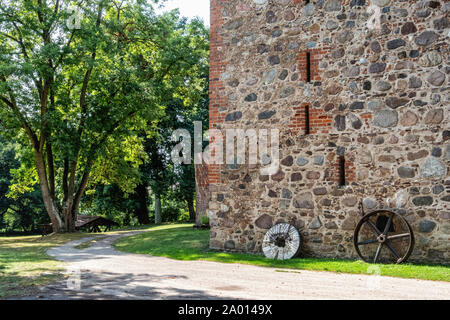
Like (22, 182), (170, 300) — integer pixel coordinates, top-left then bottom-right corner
(262, 223), (301, 260)
(354, 210), (415, 264)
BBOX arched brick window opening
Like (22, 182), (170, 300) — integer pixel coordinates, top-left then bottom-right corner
(305, 104), (311, 135)
(339, 155), (346, 187)
(306, 51), (312, 83)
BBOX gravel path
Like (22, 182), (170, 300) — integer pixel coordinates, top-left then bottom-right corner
(14, 232), (450, 300)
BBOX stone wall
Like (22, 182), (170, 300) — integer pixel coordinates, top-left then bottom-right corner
(208, 0), (449, 263)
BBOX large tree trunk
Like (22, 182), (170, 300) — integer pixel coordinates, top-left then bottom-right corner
(154, 194), (162, 224)
(34, 151), (63, 232)
(134, 184), (150, 225)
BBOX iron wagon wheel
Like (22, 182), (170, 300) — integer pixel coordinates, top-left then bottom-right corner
(262, 223), (301, 260)
(354, 210), (415, 264)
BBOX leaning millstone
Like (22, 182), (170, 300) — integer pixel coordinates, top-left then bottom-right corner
(418, 220), (437, 233)
(421, 157), (446, 178)
(415, 31), (439, 46)
(309, 216), (322, 229)
(293, 192), (314, 209)
(373, 109), (398, 128)
(427, 71), (446, 87)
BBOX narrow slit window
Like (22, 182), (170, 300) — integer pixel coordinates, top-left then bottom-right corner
(306, 52), (312, 83)
(305, 105), (310, 135)
(339, 156), (346, 186)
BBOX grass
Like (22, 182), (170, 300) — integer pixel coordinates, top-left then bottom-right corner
(114, 224), (450, 282)
(0, 232), (90, 298)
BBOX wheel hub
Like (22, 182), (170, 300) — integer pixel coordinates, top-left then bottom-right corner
(377, 234), (386, 243)
(275, 236), (286, 248)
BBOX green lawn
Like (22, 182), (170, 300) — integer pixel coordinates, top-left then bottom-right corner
(0, 233), (91, 298)
(114, 224), (450, 282)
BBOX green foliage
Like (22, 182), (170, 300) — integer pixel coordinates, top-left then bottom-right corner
(0, 136), (47, 233)
(115, 225), (450, 282)
(0, 0), (210, 229)
(200, 216), (209, 225)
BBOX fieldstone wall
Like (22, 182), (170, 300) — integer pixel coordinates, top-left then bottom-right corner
(208, 0), (449, 263)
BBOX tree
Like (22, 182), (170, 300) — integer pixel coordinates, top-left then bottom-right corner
(0, 134), (47, 233)
(0, 0), (206, 232)
(128, 17), (209, 225)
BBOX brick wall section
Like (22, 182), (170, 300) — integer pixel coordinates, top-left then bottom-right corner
(289, 103), (332, 135)
(209, 0), (228, 185)
(290, 47), (332, 135)
(297, 48), (330, 82)
(208, 0), (449, 264)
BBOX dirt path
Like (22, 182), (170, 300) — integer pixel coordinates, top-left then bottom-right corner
(14, 233), (450, 300)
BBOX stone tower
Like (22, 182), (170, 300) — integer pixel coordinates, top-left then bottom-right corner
(207, 0), (449, 263)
